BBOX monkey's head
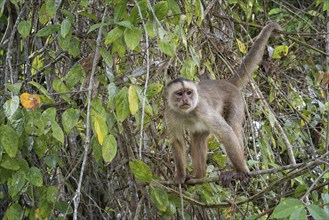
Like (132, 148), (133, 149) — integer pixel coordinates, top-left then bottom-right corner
(166, 78), (199, 113)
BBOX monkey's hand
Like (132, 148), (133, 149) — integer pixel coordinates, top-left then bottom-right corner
(219, 171), (250, 187)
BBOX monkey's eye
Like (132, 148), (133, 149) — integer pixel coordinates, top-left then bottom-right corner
(186, 90), (192, 95)
(176, 92), (183, 96)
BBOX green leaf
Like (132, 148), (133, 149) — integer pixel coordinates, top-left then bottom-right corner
(25, 111), (45, 136)
(150, 187), (169, 212)
(52, 78), (71, 102)
(180, 58), (197, 79)
(124, 27), (142, 50)
(58, 33), (71, 51)
(114, 0), (127, 21)
(91, 136), (102, 162)
(36, 24), (60, 37)
(39, 3), (50, 24)
(100, 47), (113, 67)
(29, 81), (54, 102)
(168, 0), (181, 24)
(68, 37), (80, 57)
(130, 0), (147, 25)
(44, 155), (58, 168)
(56, 200), (73, 214)
(272, 198), (304, 218)
(34, 136), (47, 158)
(128, 85), (139, 115)
(61, 18), (71, 38)
(319, 0), (329, 11)
(4, 82), (22, 94)
(47, 186), (59, 204)
(41, 107), (56, 124)
(107, 83), (118, 109)
(9, 170), (26, 198)
(60, 9), (75, 22)
(46, 0), (61, 17)
(31, 54), (44, 75)
(3, 96), (20, 118)
(18, 20), (32, 38)
(212, 152), (227, 168)
(112, 40), (126, 58)
(269, 8), (283, 15)
(0, 125), (18, 158)
(105, 27), (124, 45)
(159, 40), (176, 57)
(146, 83), (163, 99)
(0, 0), (5, 17)
(307, 204), (329, 220)
(154, 1), (169, 21)
(129, 159), (153, 183)
(1, 156), (20, 170)
(62, 108), (80, 133)
(272, 45), (289, 59)
(52, 121), (64, 144)
(289, 207), (307, 220)
(64, 64), (84, 89)
(145, 21), (155, 38)
(4, 203), (23, 220)
(115, 87), (130, 122)
(88, 22), (110, 34)
(102, 135), (117, 163)
(91, 97), (107, 117)
(195, 0), (204, 25)
(26, 167), (43, 187)
(116, 20), (133, 29)
(184, 0), (193, 24)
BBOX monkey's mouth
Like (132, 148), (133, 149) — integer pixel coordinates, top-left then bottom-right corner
(180, 104), (190, 109)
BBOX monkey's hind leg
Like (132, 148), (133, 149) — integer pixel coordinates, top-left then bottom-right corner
(191, 131), (210, 179)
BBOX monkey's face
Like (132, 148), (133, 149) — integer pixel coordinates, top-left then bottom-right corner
(167, 81), (199, 113)
(174, 89), (194, 110)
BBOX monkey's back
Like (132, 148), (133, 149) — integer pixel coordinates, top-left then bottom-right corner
(198, 80), (243, 114)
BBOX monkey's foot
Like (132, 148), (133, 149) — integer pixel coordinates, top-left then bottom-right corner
(174, 175), (187, 184)
(219, 171), (250, 187)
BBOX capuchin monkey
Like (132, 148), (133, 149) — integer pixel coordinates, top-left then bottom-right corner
(165, 23), (281, 185)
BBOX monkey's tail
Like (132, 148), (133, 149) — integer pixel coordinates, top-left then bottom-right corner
(228, 22), (282, 89)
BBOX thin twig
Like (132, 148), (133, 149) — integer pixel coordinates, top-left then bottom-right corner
(72, 7), (107, 220)
(179, 184), (185, 220)
(135, 0), (150, 159)
(5, 2), (27, 87)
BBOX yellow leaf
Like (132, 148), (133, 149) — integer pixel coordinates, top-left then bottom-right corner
(20, 92), (41, 109)
(94, 117), (107, 145)
(272, 45), (289, 59)
(128, 85), (139, 115)
(236, 39), (247, 54)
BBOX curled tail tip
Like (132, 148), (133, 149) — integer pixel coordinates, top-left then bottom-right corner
(265, 22), (282, 32)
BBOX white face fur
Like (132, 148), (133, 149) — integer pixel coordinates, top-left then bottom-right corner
(167, 80), (199, 113)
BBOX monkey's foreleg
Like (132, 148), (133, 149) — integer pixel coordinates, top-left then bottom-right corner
(172, 138), (187, 184)
(191, 131), (210, 179)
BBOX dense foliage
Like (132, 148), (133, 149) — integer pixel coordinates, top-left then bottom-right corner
(0, 0), (329, 219)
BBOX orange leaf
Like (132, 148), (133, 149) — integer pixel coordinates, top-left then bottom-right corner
(20, 93), (41, 109)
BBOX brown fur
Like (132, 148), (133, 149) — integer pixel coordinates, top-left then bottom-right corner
(165, 23), (281, 184)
